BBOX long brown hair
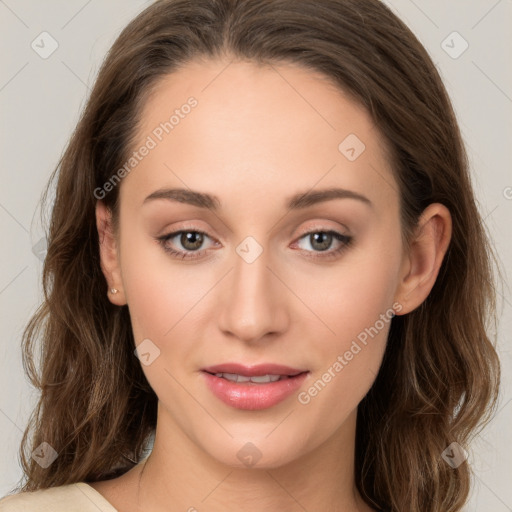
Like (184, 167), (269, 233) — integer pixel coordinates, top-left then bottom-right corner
(15, 1), (501, 510)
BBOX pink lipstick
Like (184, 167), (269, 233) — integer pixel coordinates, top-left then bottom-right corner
(201, 363), (309, 410)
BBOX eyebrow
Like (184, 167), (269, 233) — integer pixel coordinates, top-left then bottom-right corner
(143, 187), (372, 210)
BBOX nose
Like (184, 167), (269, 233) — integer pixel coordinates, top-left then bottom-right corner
(217, 245), (289, 343)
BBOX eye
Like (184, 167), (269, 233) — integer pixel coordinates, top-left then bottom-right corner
(293, 230), (353, 260)
(156, 228), (353, 261)
(157, 229), (216, 260)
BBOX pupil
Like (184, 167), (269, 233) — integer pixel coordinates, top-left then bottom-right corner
(182, 232), (203, 250)
(311, 232), (331, 251)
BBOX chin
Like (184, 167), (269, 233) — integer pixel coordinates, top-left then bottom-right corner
(197, 429), (312, 470)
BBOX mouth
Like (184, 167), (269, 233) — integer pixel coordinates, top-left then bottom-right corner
(201, 362), (307, 377)
(204, 372), (303, 384)
(200, 363), (309, 410)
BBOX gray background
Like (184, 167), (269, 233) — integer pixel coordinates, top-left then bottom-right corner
(0, 0), (511, 509)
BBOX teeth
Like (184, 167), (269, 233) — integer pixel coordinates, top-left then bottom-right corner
(214, 373), (283, 383)
(250, 374), (281, 383)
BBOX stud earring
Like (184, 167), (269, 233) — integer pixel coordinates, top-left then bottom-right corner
(110, 288), (118, 294)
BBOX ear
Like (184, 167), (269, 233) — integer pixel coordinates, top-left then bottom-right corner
(394, 203), (452, 315)
(96, 200), (127, 306)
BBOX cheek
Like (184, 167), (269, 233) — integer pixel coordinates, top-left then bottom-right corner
(295, 235), (400, 354)
(294, 231), (401, 409)
(118, 239), (198, 405)
(294, 277), (394, 442)
(118, 230), (219, 400)
(119, 226), (206, 341)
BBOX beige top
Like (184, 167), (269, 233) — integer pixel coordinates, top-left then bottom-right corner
(0, 483), (118, 511)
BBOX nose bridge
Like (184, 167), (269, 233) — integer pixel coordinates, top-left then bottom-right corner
(217, 239), (287, 342)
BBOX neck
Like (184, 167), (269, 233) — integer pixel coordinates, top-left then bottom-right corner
(135, 403), (374, 512)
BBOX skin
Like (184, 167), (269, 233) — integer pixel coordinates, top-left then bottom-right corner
(93, 57), (452, 512)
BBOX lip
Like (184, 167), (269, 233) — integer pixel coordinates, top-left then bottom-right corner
(201, 363), (309, 410)
(201, 363), (307, 377)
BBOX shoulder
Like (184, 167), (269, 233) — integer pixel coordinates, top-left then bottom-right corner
(0, 482), (118, 511)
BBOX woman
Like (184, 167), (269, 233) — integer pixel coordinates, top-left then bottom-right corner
(0, 0), (501, 511)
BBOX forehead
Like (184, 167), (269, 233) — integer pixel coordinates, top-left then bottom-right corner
(121, 58), (397, 211)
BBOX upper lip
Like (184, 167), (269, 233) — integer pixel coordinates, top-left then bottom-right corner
(202, 363), (308, 377)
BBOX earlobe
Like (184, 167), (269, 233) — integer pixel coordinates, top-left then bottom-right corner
(95, 201), (127, 306)
(394, 203), (452, 315)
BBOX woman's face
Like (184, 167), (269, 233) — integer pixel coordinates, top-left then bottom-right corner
(104, 58), (409, 468)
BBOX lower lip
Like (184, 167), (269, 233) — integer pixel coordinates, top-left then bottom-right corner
(202, 371), (309, 410)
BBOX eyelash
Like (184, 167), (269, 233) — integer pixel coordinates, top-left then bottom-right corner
(156, 228), (353, 261)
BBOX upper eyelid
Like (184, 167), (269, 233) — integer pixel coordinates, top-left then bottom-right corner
(161, 218), (350, 237)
